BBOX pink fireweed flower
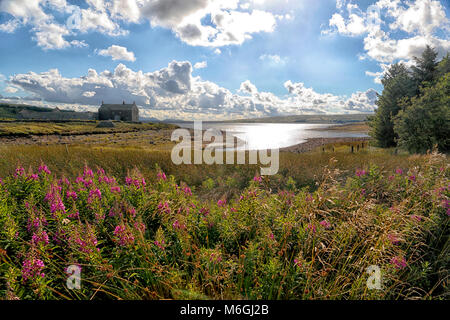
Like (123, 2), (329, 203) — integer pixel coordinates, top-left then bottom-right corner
(154, 240), (165, 250)
(268, 233), (275, 240)
(306, 224), (316, 234)
(447, 208), (450, 216)
(389, 175), (394, 181)
(97, 167), (105, 176)
(68, 211), (80, 219)
(31, 230), (49, 247)
(355, 169), (367, 177)
(209, 253), (222, 263)
(409, 175), (416, 181)
(87, 188), (102, 204)
(172, 220), (185, 230)
(69, 226), (99, 254)
(134, 221), (146, 234)
(230, 207), (237, 213)
(27, 174), (39, 181)
(110, 186), (121, 193)
(320, 220), (331, 229)
(157, 172), (167, 181)
(15, 166), (25, 177)
(305, 194), (313, 202)
(113, 225), (135, 247)
(38, 164), (51, 175)
(157, 201), (171, 214)
(293, 259), (301, 268)
(22, 258), (45, 281)
(395, 168), (403, 175)
(66, 191), (78, 200)
(83, 166), (94, 178)
(388, 234), (400, 245)
(391, 256), (407, 270)
(217, 199), (226, 207)
(253, 176), (262, 182)
(128, 207), (136, 217)
(183, 187), (192, 196)
(84, 179), (93, 188)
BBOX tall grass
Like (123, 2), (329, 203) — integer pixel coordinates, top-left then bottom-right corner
(0, 150), (448, 300)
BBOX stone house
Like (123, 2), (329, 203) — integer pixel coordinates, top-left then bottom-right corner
(98, 101), (139, 122)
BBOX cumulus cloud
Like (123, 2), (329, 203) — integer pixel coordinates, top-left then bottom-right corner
(97, 45), (136, 62)
(194, 61), (208, 69)
(8, 61), (378, 120)
(0, 0), (285, 49)
(324, 0), (450, 83)
(259, 54), (287, 66)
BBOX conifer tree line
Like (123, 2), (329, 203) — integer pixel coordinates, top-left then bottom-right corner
(369, 46), (449, 153)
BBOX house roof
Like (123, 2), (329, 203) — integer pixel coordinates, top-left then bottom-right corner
(99, 103), (138, 111)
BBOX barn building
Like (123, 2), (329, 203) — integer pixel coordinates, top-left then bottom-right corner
(98, 101), (139, 122)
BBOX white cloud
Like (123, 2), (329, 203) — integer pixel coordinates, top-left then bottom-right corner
(259, 54), (287, 66)
(0, 19), (20, 33)
(194, 61), (208, 69)
(98, 45), (136, 62)
(0, 0), (285, 49)
(325, 0), (450, 84)
(70, 40), (89, 48)
(8, 61), (378, 120)
(4, 86), (19, 94)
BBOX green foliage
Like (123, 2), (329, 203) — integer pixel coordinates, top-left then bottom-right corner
(394, 73), (450, 153)
(0, 152), (448, 300)
(370, 46), (449, 152)
(411, 45), (439, 92)
(369, 63), (416, 147)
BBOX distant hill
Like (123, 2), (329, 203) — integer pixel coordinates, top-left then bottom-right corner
(221, 114), (372, 124)
(156, 114), (372, 124)
(0, 103), (81, 120)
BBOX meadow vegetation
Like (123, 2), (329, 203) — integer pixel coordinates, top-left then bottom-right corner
(0, 143), (448, 300)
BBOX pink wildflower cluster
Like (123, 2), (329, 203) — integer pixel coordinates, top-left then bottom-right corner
(217, 199), (226, 207)
(306, 224), (316, 234)
(87, 188), (102, 204)
(22, 258), (45, 281)
(69, 226), (99, 254)
(253, 176), (262, 183)
(209, 252), (222, 263)
(125, 177), (146, 189)
(38, 164), (51, 175)
(66, 191), (78, 201)
(172, 219), (186, 230)
(154, 240), (165, 250)
(15, 166), (25, 178)
(355, 169), (367, 177)
(45, 185), (66, 214)
(319, 220), (331, 229)
(113, 225), (135, 246)
(31, 230), (50, 247)
(157, 171), (167, 181)
(183, 186), (192, 196)
(157, 201), (171, 214)
(388, 234), (400, 245)
(391, 256), (407, 270)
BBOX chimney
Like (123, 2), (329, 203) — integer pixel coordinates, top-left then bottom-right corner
(123, 101), (125, 104)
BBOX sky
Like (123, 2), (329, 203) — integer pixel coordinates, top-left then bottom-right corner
(0, 0), (448, 120)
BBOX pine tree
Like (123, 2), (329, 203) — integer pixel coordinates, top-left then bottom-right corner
(369, 63), (416, 147)
(411, 45), (438, 92)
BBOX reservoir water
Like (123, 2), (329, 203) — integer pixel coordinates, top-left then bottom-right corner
(175, 122), (369, 151)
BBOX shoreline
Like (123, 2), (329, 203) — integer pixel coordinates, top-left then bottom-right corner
(281, 137), (372, 153)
